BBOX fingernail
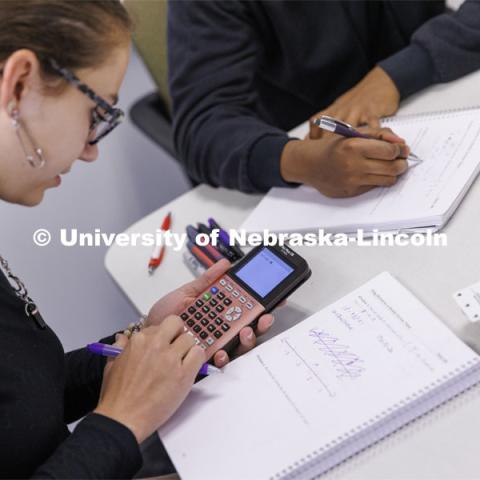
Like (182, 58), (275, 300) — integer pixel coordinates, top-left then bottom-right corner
(115, 333), (121, 342)
(247, 330), (254, 340)
(268, 316), (275, 327)
(218, 352), (227, 362)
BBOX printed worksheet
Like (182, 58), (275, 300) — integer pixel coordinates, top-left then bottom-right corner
(159, 273), (478, 480)
(242, 108), (480, 233)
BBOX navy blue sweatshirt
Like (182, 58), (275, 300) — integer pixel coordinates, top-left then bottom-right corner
(168, 0), (480, 193)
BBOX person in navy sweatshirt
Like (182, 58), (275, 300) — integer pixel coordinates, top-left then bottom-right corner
(168, 1), (480, 198)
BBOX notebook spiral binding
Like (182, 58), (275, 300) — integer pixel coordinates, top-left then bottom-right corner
(271, 357), (480, 480)
(381, 105), (480, 126)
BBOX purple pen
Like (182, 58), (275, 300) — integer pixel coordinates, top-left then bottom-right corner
(86, 343), (222, 376)
(313, 115), (423, 164)
(205, 218), (230, 246)
(315, 115), (370, 139)
(208, 218), (244, 259)
(87, 343), (123, 357)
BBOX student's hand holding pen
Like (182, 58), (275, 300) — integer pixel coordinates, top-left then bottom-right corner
(281, 126), (410, 198)
(145, 259), (276, 367)
(95, 317), (205, 444)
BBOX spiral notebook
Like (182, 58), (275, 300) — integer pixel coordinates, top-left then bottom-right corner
(241, 107), (480, 234)
(158, 272), (480, 480)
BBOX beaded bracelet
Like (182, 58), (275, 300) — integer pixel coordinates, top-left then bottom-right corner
(123, 314), (147, 338)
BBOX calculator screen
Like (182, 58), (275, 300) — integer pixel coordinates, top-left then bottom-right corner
(235, 247), (294, 298)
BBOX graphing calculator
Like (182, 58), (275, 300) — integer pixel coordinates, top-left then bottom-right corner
(179, 244), (311, 359)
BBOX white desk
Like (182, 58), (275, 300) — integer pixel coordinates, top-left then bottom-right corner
(106, 69), (480, 480)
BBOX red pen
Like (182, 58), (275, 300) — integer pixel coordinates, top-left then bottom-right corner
(187, 241), (215, 268)
(186, 225), (225, 263)
(148, 212), (172, 275)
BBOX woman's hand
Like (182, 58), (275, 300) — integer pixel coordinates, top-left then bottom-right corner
(95, 317), (204, 444)
(145, 259), (275, 367)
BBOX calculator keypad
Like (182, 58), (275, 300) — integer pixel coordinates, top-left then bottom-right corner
(179, 275), (265, 358)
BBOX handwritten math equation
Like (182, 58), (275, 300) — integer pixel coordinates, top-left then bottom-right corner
(309, 328), (365, 379)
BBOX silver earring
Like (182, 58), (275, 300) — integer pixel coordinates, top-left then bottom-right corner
(9, 105), (45, 168)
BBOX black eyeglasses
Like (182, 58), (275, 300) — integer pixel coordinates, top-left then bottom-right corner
(48, 58), (124, 145)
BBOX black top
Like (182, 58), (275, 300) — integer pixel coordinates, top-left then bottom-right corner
(0, 270), (142, 478)
(168, 0), (480, 193)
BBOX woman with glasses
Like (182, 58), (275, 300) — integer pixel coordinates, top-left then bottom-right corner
(0, 1), (273, 478)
